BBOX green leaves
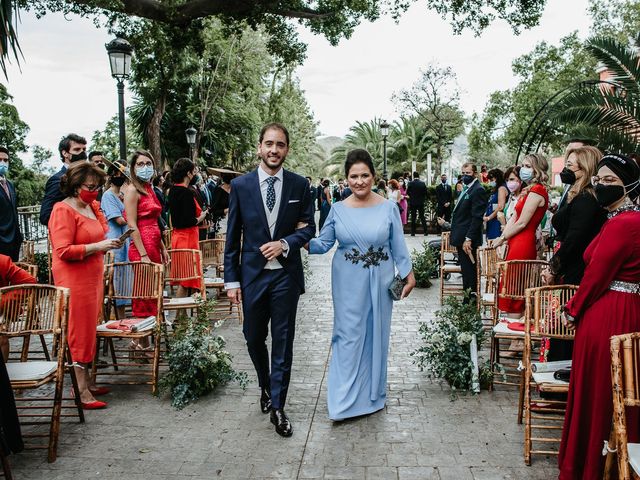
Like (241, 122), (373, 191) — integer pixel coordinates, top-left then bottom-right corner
(410, 241), (438, 288)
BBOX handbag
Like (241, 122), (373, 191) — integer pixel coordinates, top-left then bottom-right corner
(388, 274), (407, 301)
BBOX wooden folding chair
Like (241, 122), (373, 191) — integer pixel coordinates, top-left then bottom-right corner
(0, 284), (84, 463)
(439, 231), (463, 304)
(608, 332), (640, 479)
(164, 249), (206, 311)
(476, 246), (498, 324)
(13, 262), (37, 280)
(94, 262), (164, 393)
(161, 228), (172, 249)
(20, 241), (35, 264)
(521, 285), (577, 464)
(490, 260), (548, 389)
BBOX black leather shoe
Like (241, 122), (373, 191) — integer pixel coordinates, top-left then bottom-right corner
(270, 408), (293, 437)
(260, 388), (272, 414)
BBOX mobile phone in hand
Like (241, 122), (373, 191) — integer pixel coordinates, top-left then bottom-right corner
(119, 228), (134, 243)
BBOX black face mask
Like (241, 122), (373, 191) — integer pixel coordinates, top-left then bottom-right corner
(559, 168), (577, 185)
(595, 183), (625, 207)
(111, 177), (126, 187)
(70, 151), (87, 163)
(462, 174), (474, 185)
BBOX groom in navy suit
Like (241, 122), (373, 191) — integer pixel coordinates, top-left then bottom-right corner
(224, 123), (315, 437)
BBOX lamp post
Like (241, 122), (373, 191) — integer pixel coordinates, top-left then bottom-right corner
(185, 127), (197, 160)
(105, 38), (133, 161)
(380, 120), (390, 181)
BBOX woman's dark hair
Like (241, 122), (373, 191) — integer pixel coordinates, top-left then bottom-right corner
(60, 161), (106, 197)
(345, 149), (375, 177)
(504, 165), (521, 181)
(129, 149), (156, 195)
(322, 179), (330, 187)
(377, 179), (387, 190)
(107, 159), (127, 177)
(171, 158), (195, 184)
(221, 173), (234, 184)
(487, 168), (505, 192)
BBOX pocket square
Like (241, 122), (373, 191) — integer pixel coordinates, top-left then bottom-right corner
(288, 199), (300, 203)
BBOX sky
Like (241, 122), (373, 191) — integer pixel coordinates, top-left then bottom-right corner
(3, 0), (592, 168)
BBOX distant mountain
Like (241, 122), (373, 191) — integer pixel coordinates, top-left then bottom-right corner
(316, 135), (343, 153)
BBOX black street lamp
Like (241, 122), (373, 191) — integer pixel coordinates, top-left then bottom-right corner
(105, 38), (133, 161)
(185, 127), (197, 159)
(380, 120), (390, 181)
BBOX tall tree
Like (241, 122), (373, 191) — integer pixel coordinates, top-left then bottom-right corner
(90, 115), (142, 162)
(393, 64), (465, 174)
(589, 0), (640, 44)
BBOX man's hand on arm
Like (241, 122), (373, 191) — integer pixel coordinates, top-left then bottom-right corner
(227, 288), (242, 305)
(259, 240), (285, 261)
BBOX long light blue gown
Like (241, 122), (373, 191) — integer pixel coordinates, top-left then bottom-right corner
(309, 200), (412, 420)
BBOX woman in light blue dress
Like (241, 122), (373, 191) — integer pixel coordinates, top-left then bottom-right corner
(308, 149), (416, 421)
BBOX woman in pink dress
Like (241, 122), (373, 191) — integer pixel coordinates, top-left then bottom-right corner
(399, 178), (408, 225)
(124, 151), (168, 351)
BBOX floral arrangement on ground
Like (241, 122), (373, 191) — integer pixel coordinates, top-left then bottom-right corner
(410, 291), (491, 394)
(159, 298), (248, 409)
(410, 241), (439, 288)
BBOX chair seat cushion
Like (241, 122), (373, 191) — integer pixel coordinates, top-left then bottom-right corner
(7, 361), (57, 382)
(442, 264), (461, 273)
(482, 293), (495, 304)
(492, 321), (525, 337)
(629, 443), (640, 475)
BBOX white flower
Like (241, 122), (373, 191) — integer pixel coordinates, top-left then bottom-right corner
(457, 332), (472, 345)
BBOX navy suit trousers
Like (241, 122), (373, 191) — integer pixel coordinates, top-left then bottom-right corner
(242, 268), (301, 409)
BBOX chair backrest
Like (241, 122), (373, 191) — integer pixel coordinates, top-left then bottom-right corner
(162, 228), (172, 248)
(199, 239), (219, 268)
(610, 332), (640, 480)
(167, 249), (205, 292)
(14, 262), (38, 279)
(107, 262), (164, 302)
(0, 284), (69, 338)
(477, 247), (498, 279)
(440, 232), (457, 261)
(524, 285), (577, 340)
(21, 240), (36, 264)
(496, 260), (548, 301)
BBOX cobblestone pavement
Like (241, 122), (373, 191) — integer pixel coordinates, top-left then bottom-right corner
(11, 235), (558, 480)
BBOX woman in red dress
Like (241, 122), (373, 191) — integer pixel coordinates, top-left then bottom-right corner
(124, 151), (168, 349)
(492, 153), (549, 315)
(558, 154), (640, 480)
(168, 158), (207, 296)
(49, 162), (121, 408)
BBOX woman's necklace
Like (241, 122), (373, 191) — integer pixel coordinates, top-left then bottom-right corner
(608, 199), (640, 219)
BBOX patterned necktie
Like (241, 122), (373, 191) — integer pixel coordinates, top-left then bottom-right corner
(0, 177), (9, 202)
(266, 176), (276, 212)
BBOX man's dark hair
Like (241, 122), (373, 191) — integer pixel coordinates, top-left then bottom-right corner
(58, 133), (87, 161)
(413, 171), (420, 179)
(88, 151), (103, 160)
(259, 122), (289, 146)
(0, 147), (8, 156)
(345, 149), (375, 177)
(171, 158), (195, 184)
(305, 176), (312, 181)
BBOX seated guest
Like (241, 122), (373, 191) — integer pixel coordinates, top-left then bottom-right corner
(49, 162), (121, 409)
(0, 254), (36, 361)
(558, 154), (640, 480)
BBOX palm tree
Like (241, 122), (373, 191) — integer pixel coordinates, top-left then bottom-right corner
(389, 117), (435, 174)
(0, 0), (21, 77)
(544, 35), (640, 153)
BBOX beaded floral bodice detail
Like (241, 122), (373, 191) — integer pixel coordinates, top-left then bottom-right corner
(344, 246), (389, 268)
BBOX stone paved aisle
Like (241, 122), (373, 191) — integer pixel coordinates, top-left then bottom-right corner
(12, 236), (557, 480)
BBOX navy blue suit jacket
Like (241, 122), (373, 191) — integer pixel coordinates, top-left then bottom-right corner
(0, 178), (21, 245)
(450, 181), (486, 247)
(39, 166), (66, 226)
(224, 168), (316, 293)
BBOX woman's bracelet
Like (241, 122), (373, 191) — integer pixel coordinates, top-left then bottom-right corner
(141, 253), (149, 258)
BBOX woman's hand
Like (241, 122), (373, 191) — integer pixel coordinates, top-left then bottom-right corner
(303, 243), (309, 251)
(161, 246), (170, 265)
(140, 254), (152, 263)
(541, 267), (555, 286)
(483, 215), (489, 223)
(561, 312), (576, 331)
(401, 271), (417, 300)
(491, 236), (505, 247)
(94, 239), (122, 252)
(197, 211), (208, 224)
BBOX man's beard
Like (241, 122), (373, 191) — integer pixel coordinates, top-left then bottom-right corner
(260, 154), (285, 169)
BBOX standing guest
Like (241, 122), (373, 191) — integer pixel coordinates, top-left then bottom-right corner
(333, 179), (346, 202)
(454, 174), (464, 199)
(49, 162), (121, 409)
(210, 169), (234, 236)
(377, 179), (388, 199)
(189, 169), (209, 241)
(224, 123), (315, 437)
(40, 133), (88, 226)
(0, 254), (37, 360)
(168, 158), (208, 298)
(435, 174), (453, 227)
(492, 154), (549, 315)
(406, 171), (428, 236)
(483, 168), (509, 241)
(503, 166), (522, 224)
(480, 164), (489, 183)
(306, 177), (317, 212)
(124, 150), (168, 334)
(398, 177), (408, 225)
(388, 179), (401, 212)
(100, 160), (130, 318)
(558, 153), (640, 480)
(88, 151), (106, 171)
(449, 162), (487, 303)
(316, 178), (324, 211)
(319, 179), (332, 231)
(152, 174), (169, 227)
(308, 149), (415, 420)
(0, 148), (22, 261)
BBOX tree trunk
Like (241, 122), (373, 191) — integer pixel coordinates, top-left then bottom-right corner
(147, 93), (167, 169)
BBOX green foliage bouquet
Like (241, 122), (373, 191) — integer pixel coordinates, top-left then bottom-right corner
(160, 299), (248, 409)
(411, 292), (487, 392)
(411, 241), (438, 288)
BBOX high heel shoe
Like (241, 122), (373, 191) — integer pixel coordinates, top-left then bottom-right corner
(81, 400), (107, 410)
(89, 386), (111, 396)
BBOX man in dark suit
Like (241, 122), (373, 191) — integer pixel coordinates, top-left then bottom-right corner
(435, 174), (453, 225)
(39, 133), (88, 226)
(406, 171), (428, 236)
(225, 123), (315, 438)
(449, 162), (486, 303)
(306, 176), (317, 210)
(0, 147), (22, 261)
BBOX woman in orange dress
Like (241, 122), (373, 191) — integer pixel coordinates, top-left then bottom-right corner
(492, 153), (549, 315)
(49, 162), (121, 409)
(124, 151), (167, 351)
(168, 158), (207, 296)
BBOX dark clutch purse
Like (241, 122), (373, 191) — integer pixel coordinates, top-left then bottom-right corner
(389, 274), (407, 301)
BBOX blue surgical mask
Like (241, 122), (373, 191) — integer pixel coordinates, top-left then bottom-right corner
(0, 162), (7, 176)
(136, 165), (154, 182)
(519, 167), (534, 182)
(489, 180), (496, 188)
